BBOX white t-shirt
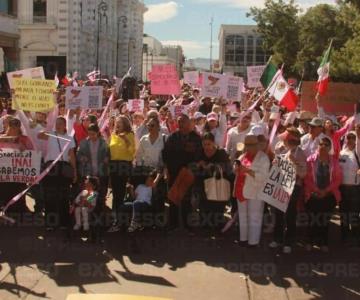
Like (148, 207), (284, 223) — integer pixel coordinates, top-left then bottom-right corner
(135, 134), (166, 169)
(135, 184), (153, 205)
(339, 148), (360, 185)
(225, 125), (252, 162)
(45, 132), (76, 162)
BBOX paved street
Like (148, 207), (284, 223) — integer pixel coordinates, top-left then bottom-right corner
(1, 198), (360, 300)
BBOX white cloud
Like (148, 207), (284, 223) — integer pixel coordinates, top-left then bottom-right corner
(144, 1), (179, 23)
(194, 0), (336, 9)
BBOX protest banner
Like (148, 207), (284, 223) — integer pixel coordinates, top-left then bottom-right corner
(65, 86), (103, 109)
(0, 149), (41, 184)
(301, 81), (360, 115)
(184, 71), (199, 86)
(225, 75), (244, 102)
(200, 72), (227, 98)
(12, 79), (56, 112)
(128, 99), (144, 112)
(150, 64), (181, 95)
(260, 156), (296, 212)
(7, 67), (45, 90)
(247, 65), (266, 88)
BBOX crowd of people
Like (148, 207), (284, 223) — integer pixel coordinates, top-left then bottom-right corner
(0, 76), (360, 254)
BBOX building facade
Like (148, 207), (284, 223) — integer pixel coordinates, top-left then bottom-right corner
(17, 0), (146, 79)
(219, 25), (269, 77)
(0, 0), (19, 73)
(142, 35), (184, 81)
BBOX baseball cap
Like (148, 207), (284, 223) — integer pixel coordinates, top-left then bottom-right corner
(308, 117), (324, 127)
(207, 112), (218, 122)
(194, 112), (205, 119)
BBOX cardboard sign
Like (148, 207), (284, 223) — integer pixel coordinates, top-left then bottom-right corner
(150, 64), (181, 95)
(12, 79), (56, 112)
(247, 65), (266, 88)
(226, 75), (244, 102)
(184, 71), (199, 86)
(65, 86), (103, 109)
(128, 99), (144, 112)
(7, 67), (45, 89)
(0, 149), (41, 184)
(200, 72), (227, 98)
(260, 156), (296, 212)
(301, 81), (359, 115)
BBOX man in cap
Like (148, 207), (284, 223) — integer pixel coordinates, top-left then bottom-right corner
(300, 117), (327, 157)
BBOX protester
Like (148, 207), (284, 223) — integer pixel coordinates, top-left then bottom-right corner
(234, 135), (270, 246)
(304, 136), (342, 252)
(108, 115), (135, 232)
(300, 117), (327, 157)
(39, 116), (77, 230)
(162, 113), (203, 232)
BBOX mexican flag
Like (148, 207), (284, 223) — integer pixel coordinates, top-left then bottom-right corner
(260, 57), (278, 88)
(316, 40), (332, 96)
(268, 72), (299, 112)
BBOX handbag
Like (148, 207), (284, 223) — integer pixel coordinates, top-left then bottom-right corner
(204, 165), (231, 202)
(167, 167), (195, 206)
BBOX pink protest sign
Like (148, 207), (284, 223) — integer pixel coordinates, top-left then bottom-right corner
(150, 64), (181, 95)
(184, 71), (199, 86)
(128, 99), (144, 112)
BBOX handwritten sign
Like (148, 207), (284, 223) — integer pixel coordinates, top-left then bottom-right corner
(128, 99), (144, 112)
(12, 79), (56, 112)
(7, 67), (45, 89)
(247, 65), (266, 88)
(260, 156), (296, 212)
(0, 149), (41, 184)
(65, 86), (103, 109)
(151, 64), (180, 95)
(200, 72), (227, 98)
(226, 75), (244, 102)
(184, 71), (199, 86)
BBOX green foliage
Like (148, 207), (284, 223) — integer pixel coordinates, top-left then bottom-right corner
(248, 0), (360, 82)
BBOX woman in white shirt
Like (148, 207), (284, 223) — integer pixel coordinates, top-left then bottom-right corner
(38, 116), (77, 230)
(135, 117), (166, 170)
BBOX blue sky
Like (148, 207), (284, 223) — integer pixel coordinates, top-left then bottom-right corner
(143, 0), (336, 59)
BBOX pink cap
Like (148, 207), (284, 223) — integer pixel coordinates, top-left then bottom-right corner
(207, 112), (218, 122)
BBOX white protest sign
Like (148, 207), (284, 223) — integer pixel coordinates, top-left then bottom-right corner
(65, 86), (103, 109)
(247, 65), (266, 88)
(200, 72), (227, 98)
(225, 75), (244, 102)
(0, 149), (41, 184)
(260, 156), (296, 212)
(7, 67), (45, 89)
(169, 105), (189, 118)
(184, 71), (199, 86)
(128, 99), (144, 112)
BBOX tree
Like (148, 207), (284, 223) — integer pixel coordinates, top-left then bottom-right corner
(247, 0), (300, 75)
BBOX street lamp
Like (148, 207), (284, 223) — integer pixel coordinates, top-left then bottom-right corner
(116, 15), (128, 76)
(96, 0), (108, 72)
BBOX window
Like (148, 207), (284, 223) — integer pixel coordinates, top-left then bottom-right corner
(33, 0), (46, 23)
(0, 0), (16, 16)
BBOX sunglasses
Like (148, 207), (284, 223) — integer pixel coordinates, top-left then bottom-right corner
(346, 135), (356, 140)
(147, 123), (156, 128)
(319, 142), (331, 147)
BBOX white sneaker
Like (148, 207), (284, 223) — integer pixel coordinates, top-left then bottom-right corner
(269, 241), (279, 249)
(283, 246), (292, 254)
(73, 224), (81, 230)
(128, 222), (143, 233)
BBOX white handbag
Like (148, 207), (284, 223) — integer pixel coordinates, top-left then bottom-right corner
(204, 165), (231, 202)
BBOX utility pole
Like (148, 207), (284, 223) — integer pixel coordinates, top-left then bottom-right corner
(210, 16), (214, 73)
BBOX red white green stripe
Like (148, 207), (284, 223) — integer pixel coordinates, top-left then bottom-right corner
(317, 40), (332, 96)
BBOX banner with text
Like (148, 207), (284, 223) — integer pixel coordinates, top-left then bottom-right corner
(247, 65), (266, 88)
(0, 149), (41, 184)
(12, 79), (56, 112)
(200, 72), (227, 98)
(65, 86), (103, 109)
(260, 156), (296, 212)
(7, 67), (45, 90)
(151, 64), (181, 95)
(226, 75), (244, 102)
(127, 99), (144, 113)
